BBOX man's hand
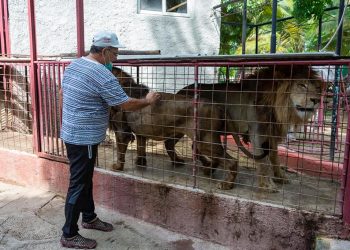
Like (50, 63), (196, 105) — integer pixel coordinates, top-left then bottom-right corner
(120, 92), (161, 111)
(145, 91), (161, 105)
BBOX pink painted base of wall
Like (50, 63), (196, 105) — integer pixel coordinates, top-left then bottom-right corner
(1, 149), (349, 249)
(277, 146), (343, 180)
(223, 136), (343, 180)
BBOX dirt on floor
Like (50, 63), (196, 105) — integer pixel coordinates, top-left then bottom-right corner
(97, 136), (343, 217)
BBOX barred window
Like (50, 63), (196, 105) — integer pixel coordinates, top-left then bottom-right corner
(139, 0), (188, 15)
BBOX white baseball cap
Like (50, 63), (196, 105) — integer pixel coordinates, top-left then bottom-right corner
(92, 31), (125, 48)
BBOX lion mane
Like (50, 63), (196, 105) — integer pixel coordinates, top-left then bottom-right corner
(253, 66), (321, 137)
(175, 65), (323, 191)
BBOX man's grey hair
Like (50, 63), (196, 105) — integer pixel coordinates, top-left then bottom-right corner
(89, 45), (106, 53)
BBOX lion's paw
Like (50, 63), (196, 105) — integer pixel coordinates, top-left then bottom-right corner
(217, 182), (234, 190)
(258, 178), (278, 193)
(273, 176), (290, 184)
(111, 163), (124, 171)
(259, 187), (278, 193)
(273, 170), (290, 184)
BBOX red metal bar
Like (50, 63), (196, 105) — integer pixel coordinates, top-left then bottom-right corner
(37, 152), (68, 163)
(27, 0), (41, 153)
(2, 64), (8, 128)
(52, 63), (59, 155)
(57, 63), (65, 157)
(76, 0), (84, 57)
(8, 65), (13, 127)
(0, 0), (5, 55)
(47, 64), (54, 154)
(114, 58), (350, 67)
(36, 64), (44, 151)
(3, 0), (10, 55)
(33, 60), (70, 159)
(342, 63), (350, 224)
(42, 64), (49, 153)
(192, 65), (199, 188)
(342, 110), (350, 223)
(0, 0), (10, 55)
(38, 58), (350, 68)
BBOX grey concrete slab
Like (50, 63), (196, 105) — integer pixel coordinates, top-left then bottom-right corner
(316, 237), (350, 250)
(0, 181), (228, 250)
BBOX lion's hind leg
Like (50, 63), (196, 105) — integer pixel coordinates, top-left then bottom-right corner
(196, 139), (238, 190)
(164, 134), (185, 166)
(112, 131), (133, 171)
(198, 155), (214, 175)
(217, 153), (239, 190)
(136, 135), (147, 167)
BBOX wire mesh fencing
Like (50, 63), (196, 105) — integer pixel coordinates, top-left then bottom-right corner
(0, 62), (33, 153)
(103, 62), (349, 216)
(1, 58), (349, 217)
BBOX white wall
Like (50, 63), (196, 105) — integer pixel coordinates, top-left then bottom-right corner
(8, 0), (221, 57)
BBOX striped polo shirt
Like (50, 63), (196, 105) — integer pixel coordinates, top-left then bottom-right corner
(60, 57), (129, 145)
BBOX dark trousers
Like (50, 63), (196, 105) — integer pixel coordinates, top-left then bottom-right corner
(62, 143), (98, 237)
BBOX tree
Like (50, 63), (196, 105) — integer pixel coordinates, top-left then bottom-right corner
(292, 0), (333, 21)
(219, 0), (349, 56)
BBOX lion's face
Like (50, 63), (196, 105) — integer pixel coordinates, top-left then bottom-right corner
(289, 79), (322, 120)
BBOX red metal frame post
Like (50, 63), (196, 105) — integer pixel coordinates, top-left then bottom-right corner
(0, 0), (10, 55)
(0, 0), (5, 55)
(76, 0), (84, 57)
(27, 0), (41, 153)
(342, 63), (350, 224)
(3, 0), (10, 55)
(342, 112), (350, 223)
(192, 65), (199, 188)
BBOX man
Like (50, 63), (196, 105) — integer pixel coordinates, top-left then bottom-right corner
(59, 31), (160, 249)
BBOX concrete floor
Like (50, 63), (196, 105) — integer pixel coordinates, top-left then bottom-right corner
(0, 180), (228, 250)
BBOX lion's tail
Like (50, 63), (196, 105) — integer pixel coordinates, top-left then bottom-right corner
(224, 110), (269, 160)
(231, 133), (269, 160)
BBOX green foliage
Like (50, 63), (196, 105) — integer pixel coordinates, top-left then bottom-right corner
(219, 0), (278, 55)
(292, 0), (333, 21)
(219, 0), (350, 56)
(219, 1), (243, 55)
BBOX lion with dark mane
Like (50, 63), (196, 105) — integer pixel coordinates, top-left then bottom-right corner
(110, 67), (238, 190)
(169, 65), (322, 191)
(110, 65), (322, 192)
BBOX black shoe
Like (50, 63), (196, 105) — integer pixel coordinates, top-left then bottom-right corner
(60, 234), (97, 249)
(82, 217), (114, 232)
